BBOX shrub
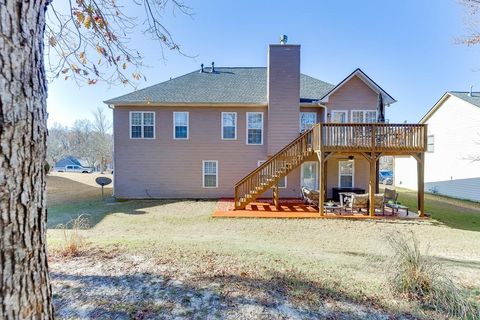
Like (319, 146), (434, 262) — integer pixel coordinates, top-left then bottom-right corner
(387, 231), (479, 319)
(57, 214), (90, 257)
(44, 161), (50, 173)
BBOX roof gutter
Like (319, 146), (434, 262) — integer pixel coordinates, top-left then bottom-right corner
(104, 102), (269, 108)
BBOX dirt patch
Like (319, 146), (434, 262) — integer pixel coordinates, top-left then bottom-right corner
(50, 248), (413, 320)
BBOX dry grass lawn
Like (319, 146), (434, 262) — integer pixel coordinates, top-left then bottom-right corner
(47, 173), (480, 319)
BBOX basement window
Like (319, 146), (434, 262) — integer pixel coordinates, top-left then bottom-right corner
(203, 160), (218, 188)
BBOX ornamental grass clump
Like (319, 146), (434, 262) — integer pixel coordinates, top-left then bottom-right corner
(57, 214), (90, 257)
(387, 231), (479, 319)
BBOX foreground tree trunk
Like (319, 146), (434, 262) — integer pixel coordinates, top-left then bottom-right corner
(0, 1), (53, 319)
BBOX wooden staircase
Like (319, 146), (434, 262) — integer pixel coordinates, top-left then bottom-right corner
(234, 125), (318, 210)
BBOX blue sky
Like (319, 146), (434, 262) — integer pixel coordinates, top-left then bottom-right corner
(47, 0), (480, 127)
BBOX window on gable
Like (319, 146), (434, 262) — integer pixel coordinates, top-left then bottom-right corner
(351, 110), (377, 123)
(427, 135), (434, 153)
(174, 112), (189, 139)
(130, 112), (155, 139)
(247, 112), (263, 145)
(203, 160), (218, 188)
(222, 112), (237, 140)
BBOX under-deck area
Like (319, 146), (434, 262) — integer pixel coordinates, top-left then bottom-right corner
(232, 123), (428, 218)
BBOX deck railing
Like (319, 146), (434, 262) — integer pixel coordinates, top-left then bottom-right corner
(315, 123), (427, 152)
(234, 123), (426, 210)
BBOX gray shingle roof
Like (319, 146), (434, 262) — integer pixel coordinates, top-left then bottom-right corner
(448, 91), (480, 108)
(104, 67), (335, 105)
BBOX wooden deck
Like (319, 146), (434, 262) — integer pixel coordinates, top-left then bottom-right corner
(213, 199), (424, 219)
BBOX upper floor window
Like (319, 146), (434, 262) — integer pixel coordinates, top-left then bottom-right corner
(247, 112), (263, 145)
(222, 112), (237, 140)
(173, 112), (189, 139)
(351, 110), (377, 123)
(427, 135), (434, 152)
(330, 110), (347, 123)
(130, 111), (155, 139)
(299, 112), (317, 132)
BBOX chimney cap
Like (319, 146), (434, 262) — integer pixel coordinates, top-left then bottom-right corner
(280, 35), (288, 45)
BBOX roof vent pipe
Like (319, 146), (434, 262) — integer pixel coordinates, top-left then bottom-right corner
(280, 34), (288, 45)
(200, 63), (204, 73)
(211, 62), (215, 73)
(469, 85), (473, 96)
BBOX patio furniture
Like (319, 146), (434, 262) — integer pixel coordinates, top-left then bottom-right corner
(332, 187), (365, 202)
(374, 193), (385, 215)
(301, 187), (319, 207)
(386, 203), (409, 216)
(384, 188), (398, 202)
(323, 203), (343, 214)
(346, 193), (369, 213)
(338, 192), (356, 207)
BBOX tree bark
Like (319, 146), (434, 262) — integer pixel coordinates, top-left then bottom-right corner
(0, 1), (53, 319)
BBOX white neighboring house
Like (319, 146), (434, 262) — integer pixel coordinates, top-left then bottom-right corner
(394, 91), (480, 202)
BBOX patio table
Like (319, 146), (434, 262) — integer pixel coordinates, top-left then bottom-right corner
(338, 192), (357, 207)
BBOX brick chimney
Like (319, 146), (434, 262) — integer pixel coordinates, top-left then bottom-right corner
(267, 41), (300, 155)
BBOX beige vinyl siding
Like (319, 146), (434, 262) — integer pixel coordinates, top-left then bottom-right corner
(326, 75), (379, 118)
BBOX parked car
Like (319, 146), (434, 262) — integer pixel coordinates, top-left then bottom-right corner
(379, 170), (393, 185)
(58, 165), (93, 173)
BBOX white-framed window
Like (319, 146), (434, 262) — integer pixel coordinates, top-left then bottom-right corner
(258, 160), (286, 188)
(202, 160), (218, 188)
(301, 162), (318, 190)
(246, 112), (263, 145)
(130, 111), (155, 139)
(330, 110), (348, 123)
(173, 112), (189, 139)
(338, 160), (354, 188)
(351, 110), (377, 123)
(427, 135), (434, 153)
(221, 112), (237, 140)
(299, 112), (317, 132)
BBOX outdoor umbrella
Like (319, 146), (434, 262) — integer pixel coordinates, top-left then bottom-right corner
(377, 93), (385, 123)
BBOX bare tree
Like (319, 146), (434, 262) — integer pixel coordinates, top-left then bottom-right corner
(0, 1), (191, 318)
(92, 107), (113, 172)
(459, 0), (480, 45)
(47, 122), (70, 166)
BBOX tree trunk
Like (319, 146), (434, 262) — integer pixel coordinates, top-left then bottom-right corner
(0, 1), (53, 319)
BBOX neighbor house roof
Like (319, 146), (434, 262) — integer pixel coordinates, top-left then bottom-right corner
(104, 67), (335, 105)
(420, 91), (480, 123)
(448, 91), (480, 108)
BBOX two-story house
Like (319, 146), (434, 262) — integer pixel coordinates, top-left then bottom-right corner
(105, 40), (427, 216)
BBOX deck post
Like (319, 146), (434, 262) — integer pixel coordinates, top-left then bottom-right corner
(273, 183), (280, 210)
(369, 154), (377, 217)
(318, 152), (325, 216)
(416, 153), (425, 217)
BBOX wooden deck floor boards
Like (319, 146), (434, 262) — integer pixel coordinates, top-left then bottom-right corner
(213, 199), (424, 219)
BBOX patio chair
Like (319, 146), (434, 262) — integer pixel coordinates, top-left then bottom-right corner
(374, 193), (385, 215)
(301, 187), (319, 207)
(384, 188), (398, 203)
(346, 193), (369, 213)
